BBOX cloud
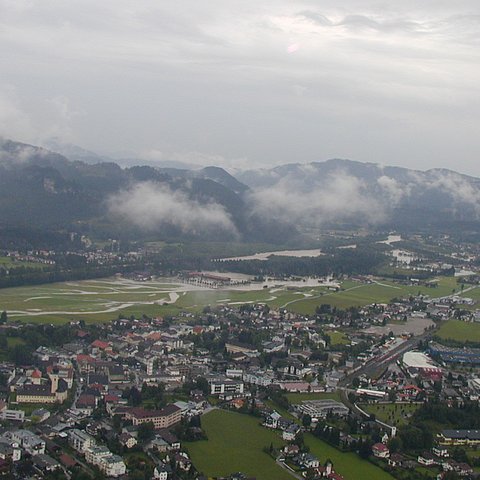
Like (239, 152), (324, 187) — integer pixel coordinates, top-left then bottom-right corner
(0, 136), (55, 164)
(249, 169), (385, 225)
(1, 1), (480, 175)
(107, 182), (238, 235)
(298, 11), (424, 34)
(426, 171), (480, 215)
(377, 175), (411, 204)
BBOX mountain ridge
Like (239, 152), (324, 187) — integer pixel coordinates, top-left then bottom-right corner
(1, 138), (480, 248)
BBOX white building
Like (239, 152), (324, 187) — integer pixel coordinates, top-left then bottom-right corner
(100, 454), (127, 477)
(0, 409), (25, 422)
(85, 446), (110, 465)
(244, 372), (275, 387)
(69, 429), (96, 453)
(0, 442), (21, 462)
(296, 399), (349, 419)
(209, 379), (244, 395)
(153, 464), (169, 480)
(10, 431), (45, 456)
(85, 446), (126, 477)
(226, 369), (243, 379)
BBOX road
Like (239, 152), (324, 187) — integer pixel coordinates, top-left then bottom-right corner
(276, 456), (304, 480)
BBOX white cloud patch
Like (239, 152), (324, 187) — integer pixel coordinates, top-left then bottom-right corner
(249, 170), (385, 225)
(108, 182), (238, 234)
(426, 171), (480, 215)
(0, 137), (55, 164)
(377, 175), (411, 204)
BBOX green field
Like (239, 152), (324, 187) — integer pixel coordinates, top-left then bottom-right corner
(360, 403), (421, 426)
(284, 277), (458, 314)
(0, 275), (461, 324)
(437, 320), (480, 343)
(326, 330), (350, 345)
(460, 286), (480, 304)
(187, 410), (393, 480)
(305, 433), (394, 480)
(0, 277), (318, 324)
(185, 410), (291, 480)
(0, 257), (44, 269)
(0, 278), (196, 324)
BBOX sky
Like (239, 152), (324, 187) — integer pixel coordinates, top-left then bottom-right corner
(1, 0), (480, 174)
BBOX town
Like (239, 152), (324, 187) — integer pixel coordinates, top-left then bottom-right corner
(0, 265), (480, 480)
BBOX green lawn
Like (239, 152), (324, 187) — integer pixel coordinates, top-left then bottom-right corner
(360, 403), (421, 426)
(0, 278), (291, 324)
(460, 286), (480, 301)
(305, 433), (394, 480)
(287, 277), (458, 314)
(0, 274), (460, 325)
(188, 410), (392, 480)
(185, 410), (291, 480)
(326, 330), (350, 346)
(0, 257), (44, 269)
(437, 320), (480, 343)
(6, 337), (26, 348)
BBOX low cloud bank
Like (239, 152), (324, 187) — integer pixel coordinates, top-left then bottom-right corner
(249, 170), (386, 225)
(108, 182), (237, 235)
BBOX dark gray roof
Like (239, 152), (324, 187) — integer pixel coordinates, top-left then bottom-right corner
(442, 429), (480, 440)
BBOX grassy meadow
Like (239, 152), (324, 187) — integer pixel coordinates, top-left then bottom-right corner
(304, 433), (394, 480)
(360, 403), (421, 426)
(186, 410), (393, 480)
(185, 410), (291, 480)
(436, 319), (480, 343)
(0, 274), (464, 324)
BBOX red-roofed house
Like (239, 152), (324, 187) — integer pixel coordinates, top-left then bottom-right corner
(91, 340), (110, 350)
(372, 443), (390, 459)
(76, 394), (98, 414)
(76, 355), (95, 374)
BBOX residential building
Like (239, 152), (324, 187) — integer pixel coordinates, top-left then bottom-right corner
(11, 431), (45, 456)
(124, 405), (181, 429)
(296, 399), (349, 419)
(372, 443), (390, 459)
(69, 429), (96, 453)
(209, 379), (244, 395)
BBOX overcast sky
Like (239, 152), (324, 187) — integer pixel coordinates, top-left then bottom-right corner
(1, 0), (479, 174)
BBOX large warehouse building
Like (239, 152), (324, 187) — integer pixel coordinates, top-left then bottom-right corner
(402, 351), (442, 378)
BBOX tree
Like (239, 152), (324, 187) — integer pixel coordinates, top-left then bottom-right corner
(452, 447), (468, 463)
(443, 473), (460, 480)
(137, 422), (155, 442)
(0, 311), (6, 324)
(190, 415), (201, 428)
(196, 377), (209, 395)
(126, 387), (142, 407)
(302, 414), (312, 428)
(9, 344), (33, 365)
(388, 436), (403, 454)
(358, 439), (372, 459)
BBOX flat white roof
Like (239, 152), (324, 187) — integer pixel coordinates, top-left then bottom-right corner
(403, 351), (438, 369)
